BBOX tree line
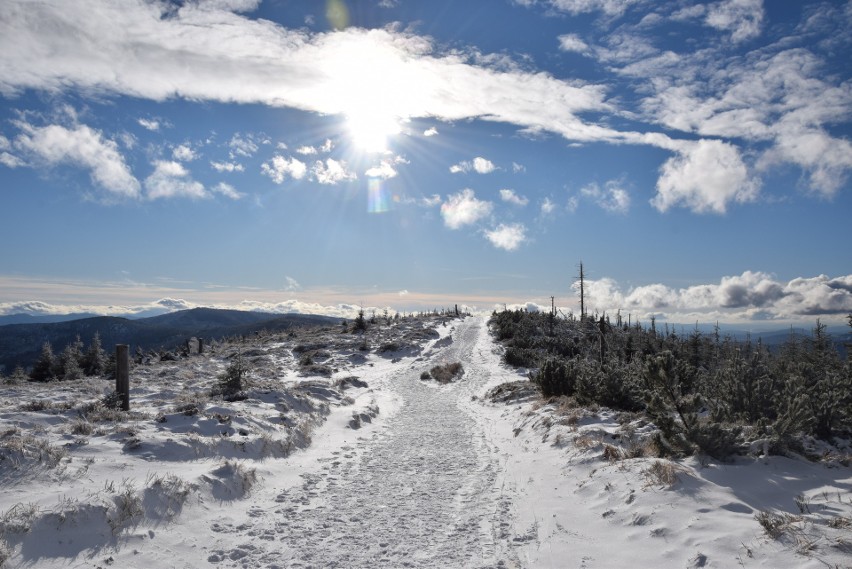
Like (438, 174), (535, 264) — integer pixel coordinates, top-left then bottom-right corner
(20, 333), (110, 382)
(491, 309), (852, 458)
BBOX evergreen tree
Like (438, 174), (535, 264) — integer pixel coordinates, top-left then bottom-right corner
(31, 342), (55, 382)
(58, 336), (84, 380)
(804, 321), (846, 438)
(82, 332), (107, 376)
(353, 308), (367, 332)
(643, 351), (700, 453)
(8, 365), (28, 384)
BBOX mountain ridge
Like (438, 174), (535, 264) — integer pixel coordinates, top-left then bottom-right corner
(0, 308), (340, 372)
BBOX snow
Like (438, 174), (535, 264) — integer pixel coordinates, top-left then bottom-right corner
(0, 315), (850, 568)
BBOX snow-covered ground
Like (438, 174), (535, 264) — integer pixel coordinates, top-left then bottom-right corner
(1, 315), (850, 568)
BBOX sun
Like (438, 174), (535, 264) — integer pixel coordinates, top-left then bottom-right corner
(346, 109), (401, 154)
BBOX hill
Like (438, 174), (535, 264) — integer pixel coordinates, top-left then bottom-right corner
(0, 308), (339, 372)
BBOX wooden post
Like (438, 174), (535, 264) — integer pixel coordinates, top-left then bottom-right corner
(116, 344), (130, 411)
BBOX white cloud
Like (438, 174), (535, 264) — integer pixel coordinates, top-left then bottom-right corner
(566, 196), (579, 213)
(540, 197), (556, 215)
(398, 289), (409, 296)
(210, 160), (245, 173)
(499, 188), (529, 206)
(0, 151), (23, 168)
(421, 194), (442, 207)
(0, 295), (369, 320)
(284, 276), (300, 291)
(583, 271), (852, 323)
(450, 156), (496, 174)
(512, 162), (526, 173)
(651, 139), (759, 214)
(261, 155), (307, 183)
(137, 118), (160, 131)
(13, 122), (140, 198)
(320, 139), (334, 153)
(172, 144), (197, 161)
(0, 0), (845, 213)
(484, 223), (527, 251)
(118, 131), (137, 150)
(579, 179), (630, 214)
(229, 134), (258, 158)
(211, 181), (244, 199)
(296, 145), (317, 155)
(312, 158), (356, 185)
(144, 160), (206, 200)
(705, 0), (764, 43)
(440, 188), (493, 229)
(543, 0), (640, 17)
(631, 37), (851, 201)
(0, 3), (613, 145)
(558, 34), (591, 55)
(365, 160), (398, 179)
(762, 128), (852, 198)
(473, 157), (496, 174)
(423, 127), (438, 137)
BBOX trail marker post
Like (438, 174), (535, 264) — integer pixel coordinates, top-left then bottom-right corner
(116, 344), (130, 411)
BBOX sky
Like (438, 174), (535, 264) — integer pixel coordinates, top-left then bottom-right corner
(0, 0), (850, 329)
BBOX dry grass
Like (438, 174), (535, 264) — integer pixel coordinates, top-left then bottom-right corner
(106, 480), (144, 533)
(428, 362), (464, 384)
(828, 516), (851, 529)
(602, 443), (625, 462)
(144, 473), (193, 519)
(755, 510), (802, 539)
(643, 460), (690, 488)
(0, 502), (40, 534)
(573, 434), (602, 451)
(221, 460), (258, 496)
(21, 400), (55, 412)
(0, 433), (67, 470)
(0, 538), (9, 568)
(68, 419), (94, 436)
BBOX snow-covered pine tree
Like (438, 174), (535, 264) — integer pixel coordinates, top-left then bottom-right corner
(30, 342), (55, 381)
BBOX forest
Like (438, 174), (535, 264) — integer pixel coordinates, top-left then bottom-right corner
(490, 308), (852, 459)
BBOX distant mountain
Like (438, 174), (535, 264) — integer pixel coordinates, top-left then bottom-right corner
(0, 313), (101, 326)
(0, 309), (340, 372)
(665, 322), (850, 352)
(138, 307), (283, 329)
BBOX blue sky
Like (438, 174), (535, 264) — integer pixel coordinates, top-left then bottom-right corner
(0, 0), (850, 328)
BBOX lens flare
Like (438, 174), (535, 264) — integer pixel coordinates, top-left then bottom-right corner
(326, 0), (349, 30)
(367, 178), (391, 213)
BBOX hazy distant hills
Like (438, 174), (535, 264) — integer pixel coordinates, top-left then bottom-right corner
(0, 313), (102, 326)
(0, 308), (340, 372)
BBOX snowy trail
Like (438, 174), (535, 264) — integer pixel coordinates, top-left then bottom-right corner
(205, 316), (519, 568)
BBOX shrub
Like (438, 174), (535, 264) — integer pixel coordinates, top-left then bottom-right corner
(489, 309), (852, 456)
(353, 309), (367, 332)
(6, 366), (28, 384)
(429, 362), (463, 384)
(504, 346), (537, 368)
(534, 359), (575, 398)
(216, 349), (247, 398)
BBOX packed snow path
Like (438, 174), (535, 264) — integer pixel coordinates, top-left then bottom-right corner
(206, 317), (520, 568)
